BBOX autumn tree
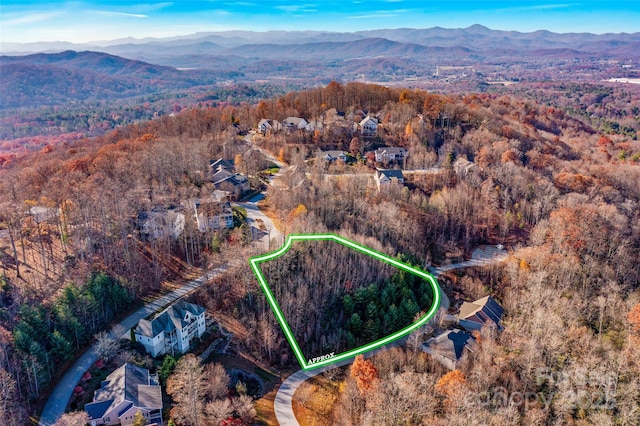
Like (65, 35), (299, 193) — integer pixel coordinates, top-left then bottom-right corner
(434, 370), (467, 412)
(52, 411), (89, 426)
(132, 410), (148, 426)
(206, 399), (233, 424)
(205, 362), (229, 401)
(94, 330), (121, 363)
(629, 304), (640, 334)
(349, 137), (362, 156)
(231, 394), (256, 424)
(167, 354), (208, 426)
(0, 368), (26, 426)
(350, 354), (378, 395)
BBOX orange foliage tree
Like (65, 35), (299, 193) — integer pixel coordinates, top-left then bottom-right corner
(434, 369), (467, 411)
(350, 354), (378, 395)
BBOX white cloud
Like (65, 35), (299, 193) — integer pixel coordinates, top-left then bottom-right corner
(224, 1), (257, 6)
(127, 2), (174, 13)
(496, 3), (577, 13)
(349, 9), (410, 19)
(90, 10), (148, 18)
(274, 4), (317, 13)
(2, 12), (64, 26)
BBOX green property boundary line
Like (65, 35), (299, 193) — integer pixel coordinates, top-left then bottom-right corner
(249, 234), (442, 370)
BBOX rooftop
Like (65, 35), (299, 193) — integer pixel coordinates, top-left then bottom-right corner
(136, 300), (205, 339)
(85, 363), (162, 420)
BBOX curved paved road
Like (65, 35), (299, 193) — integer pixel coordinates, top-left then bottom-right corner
(273, 245), (508, 425)
(39, 264), (230, 426)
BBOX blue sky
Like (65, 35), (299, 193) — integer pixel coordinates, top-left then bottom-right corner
(1, 1), (639, 44)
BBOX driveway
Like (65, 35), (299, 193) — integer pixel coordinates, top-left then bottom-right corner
(38, 264), (230, 426)
(429, 245), (508, 277)
(236, 193), (284, 250)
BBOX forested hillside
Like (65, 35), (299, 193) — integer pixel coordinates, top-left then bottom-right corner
(0, 82), (639, 424)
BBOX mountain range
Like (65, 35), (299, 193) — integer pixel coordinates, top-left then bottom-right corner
(4, 25), (640, 56)
(2, 25), (639, 110)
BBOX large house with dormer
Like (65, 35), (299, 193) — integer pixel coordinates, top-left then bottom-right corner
(211, 168), (250, 199)
(135, 300), (206, 358)
(283, 117), (308, 132)
(374, 169), (405, 191)
(374, 147), (408, 164)
(85, 363), (163, 426)
(317, 150), (348, 163)
(258, 119), (282, 135)
(458, 295), (504, 333)
(137, 208), (185, 241)
(422, 296), (504, 370)
(190, 197), (234, 232)
(359, 116), (378, 136)
(422, 329), (478, 370)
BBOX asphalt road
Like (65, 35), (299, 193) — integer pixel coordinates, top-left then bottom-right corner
(38, 264), (229, 426)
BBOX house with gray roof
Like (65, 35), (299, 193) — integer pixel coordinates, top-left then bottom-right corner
(317, 150), (348, 162)
(258, 119), (272, 134)
(458, 296), (504, 333)
(211, 169), (250, 199)
(283, 117), (308, 131)
(135, 300), (206, 358)
(359, 116), (378, 136)
(422, 329), (478, 370)
(374, 147), (408, 164)
(28, 205), (60, 223)
(190, 197), (234, 232)
(137, 207), (185, 241)
(258, 119), (282, 134)
(374, 169), (405, 191)
(210, 158), (235, 173)
(85, 363), (162, 426)
(453, 157), (477, 175)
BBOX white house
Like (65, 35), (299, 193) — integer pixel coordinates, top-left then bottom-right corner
(85, 363), (163, 426)
(305, 120), (324, 132)
(453, 157), (477, 175)
(359, 116), (378, 136)
(258, 119), (272, 134)
(191, 198), (234, 232)
(283, 117), (308, 131)
(374, 147), (408, 164)
(257, 119), (283, 134)
(317, 150), (348, 162)
(135, 300), (206, 358)
(374, 169), (405, 191)
(138, 208), (185, 240)
(28, 205), (60, 223)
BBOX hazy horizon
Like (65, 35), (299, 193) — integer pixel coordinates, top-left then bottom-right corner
(2, 0), (639, 45)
